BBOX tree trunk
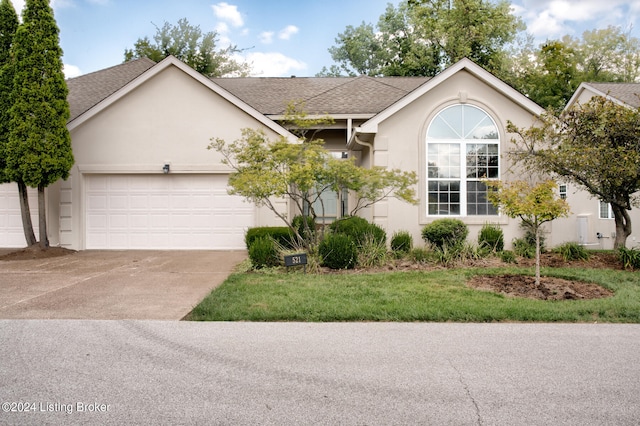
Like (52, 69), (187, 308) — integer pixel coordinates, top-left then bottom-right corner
(38, 184), (49, 249)
(17, 180), (37, 246)
(612, 204), (632, 249)
(534, 224), (541, 287)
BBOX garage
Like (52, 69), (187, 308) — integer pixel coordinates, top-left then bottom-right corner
(0, 183), (39, 248)
(85, 174), (253, 250)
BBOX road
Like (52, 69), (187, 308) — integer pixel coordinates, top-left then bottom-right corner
(1, 321), (639, 425)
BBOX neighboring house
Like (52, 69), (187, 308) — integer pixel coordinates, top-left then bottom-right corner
(2, 56), (635, 250)
(551, 83), (640, 250)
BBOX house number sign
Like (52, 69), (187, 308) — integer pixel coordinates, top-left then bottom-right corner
(284, 253), (308, 273)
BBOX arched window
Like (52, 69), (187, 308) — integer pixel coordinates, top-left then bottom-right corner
(426, 104), (499, 216)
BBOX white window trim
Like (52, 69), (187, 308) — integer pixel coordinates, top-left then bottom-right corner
(599, 201), (614, 219)
(426, 104), (500, 217)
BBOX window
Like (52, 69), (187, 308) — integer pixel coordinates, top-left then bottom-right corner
(427, 104), (499, 216)
(305, 152), (349, 222)
(559, 184), (567, 200)
(599, 201), (614, 219)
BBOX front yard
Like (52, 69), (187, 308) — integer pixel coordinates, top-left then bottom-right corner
(186, 259), (640, 322)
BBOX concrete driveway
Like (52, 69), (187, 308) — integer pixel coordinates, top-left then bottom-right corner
(0, 250), (247, 320)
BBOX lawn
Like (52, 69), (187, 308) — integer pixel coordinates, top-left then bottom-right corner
(187, 265), (640, 322)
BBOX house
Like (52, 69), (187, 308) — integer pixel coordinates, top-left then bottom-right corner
(550, 82), (640, 250)
(2, 55), (632, 250)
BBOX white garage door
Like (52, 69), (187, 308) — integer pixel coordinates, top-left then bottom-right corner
(85, 175), (253, 249)
(0, 183), (39, 248)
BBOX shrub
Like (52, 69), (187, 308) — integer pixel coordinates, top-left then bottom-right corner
(358, 234), (389, 268)
(409, 247), (432, 263)
(318, 233), (357, 269)
(478, 223), (504, 252)
(390, 231), (413, 255)
(421, 219), (468, 249)
(500, 250), (517, 264)
(554, 242), (590, 262)
(329, 216), (386, 247)
(248, 237), (280, 269)
(618, 246), (640, 270)
(512, 237), (535, 259)
(245, 227), (294, 250)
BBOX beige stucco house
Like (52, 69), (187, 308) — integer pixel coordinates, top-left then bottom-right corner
(550, 82), (640, 250)
(2, 55), (636, 250)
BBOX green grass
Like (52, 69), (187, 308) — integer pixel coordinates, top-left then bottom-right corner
(187, 267), (640, 322)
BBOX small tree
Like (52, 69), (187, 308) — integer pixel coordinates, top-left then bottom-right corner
(508, 96), (640, 248)
(7, 0), (74, 248)
(209, 129), (416, 250)
(487, 180), (570, 286)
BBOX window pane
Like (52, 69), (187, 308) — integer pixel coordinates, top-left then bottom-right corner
(466, 181), (498, 216)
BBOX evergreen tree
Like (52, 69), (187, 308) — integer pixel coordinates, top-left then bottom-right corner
(0, 0), (36, 246)
(7, 0), (74, 248)
(0, 0), (18, 184)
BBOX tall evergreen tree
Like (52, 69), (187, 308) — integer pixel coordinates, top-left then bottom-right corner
(0, 0), (18, 183)
(7, 0), (74, 248)
(0, 0), (35, 246)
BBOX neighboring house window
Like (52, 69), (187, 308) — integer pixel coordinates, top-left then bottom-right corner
(559, 184), (567, 200)
(599, 201), (614, 219)
(427, 104), (499, 216)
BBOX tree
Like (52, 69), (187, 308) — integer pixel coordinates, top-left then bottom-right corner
(515, 41), (580, 111)
(326, 0), (523, 77)
(124, 18), (250, 77)
(0, 0), (17, 183)
(487, 180), (570, 286)
(208, 129), (416, 250)
(507, 97), (640, 249)
(6, 0), (73, 249)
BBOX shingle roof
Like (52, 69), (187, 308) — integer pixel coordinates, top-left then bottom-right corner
(211, 75), (430, 115)
(66, 57), (156, 121)
(587, 83), (640, 108)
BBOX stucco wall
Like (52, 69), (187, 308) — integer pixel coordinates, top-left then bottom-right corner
(55, 65), (286, 249)
(369, 70), (542, 249)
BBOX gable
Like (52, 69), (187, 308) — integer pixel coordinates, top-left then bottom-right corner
(71, 62), (294, 169)
(356, 58), (544, 135)
(567, 82), (640, 109)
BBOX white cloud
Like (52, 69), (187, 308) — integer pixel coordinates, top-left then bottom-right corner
(243, 52), (307, 77)
(278, 25), (299, 40)
(515, 0), (635, 39)
(212, 2), (243, 28)
(259, 31), (274, 44)
(64, 64), (82, 78)
(216, 22), (229, 34)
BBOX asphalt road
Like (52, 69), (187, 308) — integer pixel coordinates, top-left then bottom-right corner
(1, 321), (639, 425)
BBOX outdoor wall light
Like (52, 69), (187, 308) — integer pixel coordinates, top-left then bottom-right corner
(162, 164), (170, 174)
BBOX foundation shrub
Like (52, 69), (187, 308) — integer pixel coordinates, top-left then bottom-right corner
(319, 233), (357, 269)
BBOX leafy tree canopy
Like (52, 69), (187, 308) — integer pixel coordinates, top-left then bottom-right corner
(124, 18), (251, 77)
(507, 97), (640, 248)
(323, 0), (523, 77)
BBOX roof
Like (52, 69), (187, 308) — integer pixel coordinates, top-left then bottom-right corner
(66, 57), (156, 121)
(355, 58), (545, 136)
(567, 82), (640, 109)
(66, 56), (298, 142)
(211, 75), (430, 115)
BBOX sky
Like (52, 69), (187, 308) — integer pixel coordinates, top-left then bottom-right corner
(7, 0), (640, 78)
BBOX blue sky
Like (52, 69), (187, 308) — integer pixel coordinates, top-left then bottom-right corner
(8, 0), (640, 78)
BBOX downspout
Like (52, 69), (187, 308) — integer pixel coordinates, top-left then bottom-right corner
(353, 134), (373, 168)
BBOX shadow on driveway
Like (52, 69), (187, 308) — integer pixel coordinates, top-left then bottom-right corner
(0, 250), (246, 320)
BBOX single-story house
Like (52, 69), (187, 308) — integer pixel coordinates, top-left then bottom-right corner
(551, 82), (640, 250)
(1, 55), (638, 250)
